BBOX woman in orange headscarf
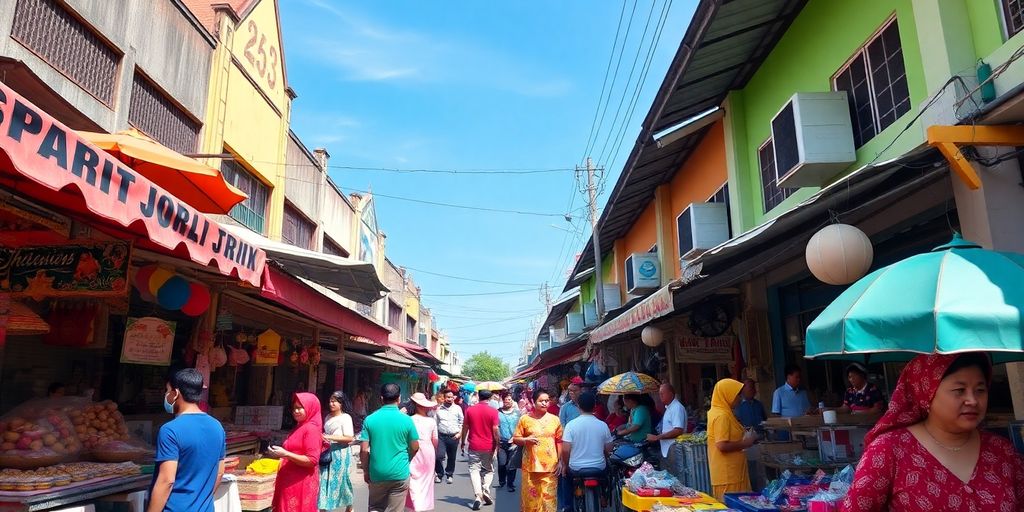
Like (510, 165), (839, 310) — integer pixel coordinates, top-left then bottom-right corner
(707, 378), (755, 501)
(268, 393), (322, 512)
(840, 353), (1024, 512)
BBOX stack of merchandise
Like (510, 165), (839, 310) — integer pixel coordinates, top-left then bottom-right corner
(724, 467), (854, 512)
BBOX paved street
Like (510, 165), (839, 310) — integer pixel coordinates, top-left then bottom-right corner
(351, 449), (523, 512)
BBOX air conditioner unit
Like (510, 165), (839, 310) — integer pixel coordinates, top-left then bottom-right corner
(771, 91), (856, 188)
(583, 300), (598, 327)
(602, 283), (622, 311)
(677, 203), (729, 261)
(566, 312), (585, 335)
(625, 253), (661, 295)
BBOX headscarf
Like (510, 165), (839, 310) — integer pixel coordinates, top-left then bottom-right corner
(863, 353), (991, 448)
(708, 378), (744, 433)
(293, 392), (323, 431)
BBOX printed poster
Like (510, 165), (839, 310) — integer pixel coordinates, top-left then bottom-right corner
(121, 317), (176, 365)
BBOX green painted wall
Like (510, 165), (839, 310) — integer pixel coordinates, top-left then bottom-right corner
(577, 256), (615, 311)
(966, 0), (1004, 59)
(732, 0), (927, 231)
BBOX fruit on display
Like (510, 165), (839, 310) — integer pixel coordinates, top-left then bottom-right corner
(68, 401), (130, 450)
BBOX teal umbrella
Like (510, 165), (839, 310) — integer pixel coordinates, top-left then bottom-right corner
(806, 234), (1024, 363)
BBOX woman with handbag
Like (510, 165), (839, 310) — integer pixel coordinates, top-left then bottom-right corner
(319, 391), (355, 512)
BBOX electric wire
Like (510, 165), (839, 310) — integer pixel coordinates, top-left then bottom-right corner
(252, 161), (576, 175)
(401, 265), (540, 286)
(581, 0), (631, 165)
(584, 0), (640, 162)
(421, 287), (540, 297)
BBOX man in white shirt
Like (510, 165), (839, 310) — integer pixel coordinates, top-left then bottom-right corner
(434, 390), (464, 484)
(647, 383), (688, 468)
(560, 392), (614, 475)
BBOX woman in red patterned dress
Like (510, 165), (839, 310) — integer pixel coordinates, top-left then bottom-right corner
(268, 393), (322, 512)
(840, 353), (1024, 512)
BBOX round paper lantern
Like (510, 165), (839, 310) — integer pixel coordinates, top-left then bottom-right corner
(157, 276), (191, 310)
(148, 266), (175, 296)
(180, 282), (211, 317)
(806, 224), (874, 285)
(641, 326), (664, 347)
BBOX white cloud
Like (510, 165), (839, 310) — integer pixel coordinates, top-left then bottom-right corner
(298, 1), (572, 96)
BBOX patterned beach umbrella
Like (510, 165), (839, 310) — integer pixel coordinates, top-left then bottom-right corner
(597, 371), (660, 394)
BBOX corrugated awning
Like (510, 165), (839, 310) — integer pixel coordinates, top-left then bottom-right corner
(222, 224), (388, 304)
(509, 335), (588, 381)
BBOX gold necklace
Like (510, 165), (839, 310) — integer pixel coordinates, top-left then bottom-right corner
(923, 424), (972, 452)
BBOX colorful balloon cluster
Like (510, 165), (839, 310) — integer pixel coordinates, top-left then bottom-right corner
(134, 265), (211, 316)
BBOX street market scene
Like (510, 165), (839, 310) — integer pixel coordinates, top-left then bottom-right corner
(0, 0), (1023, 511)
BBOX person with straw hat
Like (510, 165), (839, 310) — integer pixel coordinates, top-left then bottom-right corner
(406, 393), (439, 512)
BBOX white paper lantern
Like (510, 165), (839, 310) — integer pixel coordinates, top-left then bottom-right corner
(641, 326), (664, 347)
(806, 224), (874, 285)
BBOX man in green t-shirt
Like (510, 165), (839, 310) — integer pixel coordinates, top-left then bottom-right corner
(359, 383), (420, 512)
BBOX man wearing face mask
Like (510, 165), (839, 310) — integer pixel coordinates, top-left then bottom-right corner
(148, 368), (226, 512)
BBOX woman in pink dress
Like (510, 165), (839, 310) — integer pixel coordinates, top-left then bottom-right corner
(268, 393), (322, 512)
(407, 392), (439, 511)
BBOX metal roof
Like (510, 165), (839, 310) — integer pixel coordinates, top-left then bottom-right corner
(565, 0), (807, 291)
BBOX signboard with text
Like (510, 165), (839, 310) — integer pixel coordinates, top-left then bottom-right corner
(0, 240), (130, 298)
(121, 317), (176, 366)
(590, 285), (674, 344)
(675, 335), (735, 364)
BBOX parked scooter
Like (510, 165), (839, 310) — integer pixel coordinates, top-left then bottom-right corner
(607, 438), (660, 512)
(569, 466), (607, 512)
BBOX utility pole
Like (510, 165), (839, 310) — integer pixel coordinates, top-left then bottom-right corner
(580, 157), (605, 319)
(539, 282), (552, 312)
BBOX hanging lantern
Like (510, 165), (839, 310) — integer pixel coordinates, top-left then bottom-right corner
(805, 224), (874, 285)
(641, 326), (664, 347)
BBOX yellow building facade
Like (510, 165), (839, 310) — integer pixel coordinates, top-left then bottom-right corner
(198, 0), (291, 240)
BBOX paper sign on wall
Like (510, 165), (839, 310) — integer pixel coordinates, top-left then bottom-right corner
(254, 329), (281, 365)
(121, 316), (176, 365)
(674, 335), (735, 364)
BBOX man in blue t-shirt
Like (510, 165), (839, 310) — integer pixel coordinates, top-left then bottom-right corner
(148, 369), (226, 512)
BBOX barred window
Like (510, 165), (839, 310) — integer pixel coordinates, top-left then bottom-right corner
(760, 140), (794, 213)
(1003, 0), (1024, 38)
(707, 183), (732, 237)
(282, 203), (315, 250)
(221, 160), (269, 234)
(129, 72), (201, 154)
(11, 0), (120, 105)
(833, 19), (910, 148)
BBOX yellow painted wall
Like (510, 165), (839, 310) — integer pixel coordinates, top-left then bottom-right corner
(199, 0), (290, 238)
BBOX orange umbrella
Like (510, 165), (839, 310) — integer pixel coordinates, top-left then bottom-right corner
(79, 128), (247, 214)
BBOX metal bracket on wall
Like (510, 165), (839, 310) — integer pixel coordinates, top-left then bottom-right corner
(926, 125), (1024, 190)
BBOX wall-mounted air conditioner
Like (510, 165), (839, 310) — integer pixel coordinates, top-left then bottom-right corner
(625, 253), (660, 295)
(566, 312), (585, 335)
(771, 91), (856, 188)
(677, 203), (729, 261)
(583, 300), (598, 327)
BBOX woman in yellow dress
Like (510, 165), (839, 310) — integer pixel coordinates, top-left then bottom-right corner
(707, 378), (755, 501)
(512, 389), (563, 512)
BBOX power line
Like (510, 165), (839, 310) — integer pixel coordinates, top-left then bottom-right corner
(254, 161), (575, 175)
(401, 265), (540, 286)
(585, 0), (639, 162)
(581, 0), (631, 164)
(442, 313), (540, 330)
(421, 288), (540, 297)
(337, 185), (579, 218)
(596, 0), (660, 167)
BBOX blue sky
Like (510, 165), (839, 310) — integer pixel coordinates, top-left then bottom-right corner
(279, 0), (696, 368)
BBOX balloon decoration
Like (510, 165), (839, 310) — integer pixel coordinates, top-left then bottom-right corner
(806, 224), (874, 285)
(427, 370), (439, 382)
(133, 265), (212, 316)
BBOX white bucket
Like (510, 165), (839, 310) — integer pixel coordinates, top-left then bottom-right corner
(823, 410), (838, 424)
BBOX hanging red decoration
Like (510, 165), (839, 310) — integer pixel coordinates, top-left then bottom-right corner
(427, 370), (439, 382)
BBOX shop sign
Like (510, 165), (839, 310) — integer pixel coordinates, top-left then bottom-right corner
(674, 335), (735, 364)
(121, 316), (176, 365)
(590, 285), (674, 344)
(0, 82), (266, 286)
(0, 240), (130, 298)
(253, 329), (281, 365)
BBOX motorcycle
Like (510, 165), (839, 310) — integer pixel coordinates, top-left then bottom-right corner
(569, 466), (607, 512)
(607, 438), (660, 512)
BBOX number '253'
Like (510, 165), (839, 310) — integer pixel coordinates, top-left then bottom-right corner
(243, 20), (278, 90)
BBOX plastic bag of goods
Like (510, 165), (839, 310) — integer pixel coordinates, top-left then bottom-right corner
(0, 400), (83, 469)
(64, 399), (152, 462)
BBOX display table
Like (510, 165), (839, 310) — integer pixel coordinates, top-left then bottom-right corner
(0, 475), (149, 512)
(620, 487), (726, 511)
